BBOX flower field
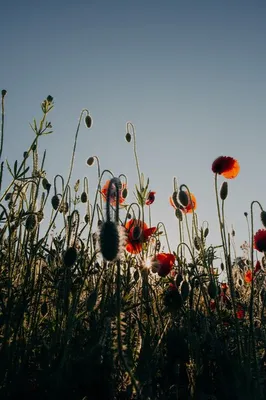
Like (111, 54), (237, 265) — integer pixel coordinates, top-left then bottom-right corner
(0, 91), (265, 399)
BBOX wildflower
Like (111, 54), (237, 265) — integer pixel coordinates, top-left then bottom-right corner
(236, 304), (245, 319)
(254, 229), (266, 252)
(152, 253), (175, 277)
(212, 156), (240, 179)
(146, 191), (156, 205)
(124, 219), (156, 254)
(169, 191), (197, 213)
(85, 114), (93, 128)
(100, 179), (127, 206)
(244, 269), (252, 283)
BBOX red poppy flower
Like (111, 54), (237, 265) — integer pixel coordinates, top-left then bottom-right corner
(212, 156), (240, 179)
(236, 304), (245, 319)
(221, 282), (228, 293)
(156, 253), (175, 277)
(124, 219), (156, 254)
(254, 260), (261, 273)
(254, 229), (266, 252)
(169, 282), (178, 291)
(100, 180), (127, 206)
(210, 299), (216, 311)
(146, 191), (156, 205)
(244, 269), (252, 283)
(169, 191), (197, 214)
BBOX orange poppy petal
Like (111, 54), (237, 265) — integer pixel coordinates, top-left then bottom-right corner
(126, 242), (142, 254)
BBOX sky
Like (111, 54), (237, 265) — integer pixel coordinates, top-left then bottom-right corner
(1, 0), (266, 263)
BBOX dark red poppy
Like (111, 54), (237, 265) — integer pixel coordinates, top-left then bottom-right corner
(146, 191), (156, 205)
(156, 253), (175, 277)
(254, 229), (266, 252)
(236, 304), (245, 319)
(212, 156), (240, 179)
(169, 282), (178, 291)
(210, 299), (216, 311)
(124, 219), (156, 254)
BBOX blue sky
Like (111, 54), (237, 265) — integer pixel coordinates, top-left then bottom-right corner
(1, 0), (266, 260)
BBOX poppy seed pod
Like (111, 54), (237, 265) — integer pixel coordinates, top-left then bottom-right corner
(64, 247), (78, 268)
(25, 214), (37, 231)
(85, 115), (92, 128)
(178, 190), (189, 207)
(100, 221), (121, 262)
(260, 211), (266, 228)
(220, 182), (228, 200)
(51, 195), (60, 210)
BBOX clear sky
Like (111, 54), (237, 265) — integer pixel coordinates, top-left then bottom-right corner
(1, 0), (266, 260)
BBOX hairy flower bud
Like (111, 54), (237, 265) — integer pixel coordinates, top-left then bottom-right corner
(220, 182), (228, 200)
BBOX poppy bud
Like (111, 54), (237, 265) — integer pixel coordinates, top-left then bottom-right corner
(64, 247), (77, 268)
(208, 281), (218, 299)
(204, 228), (209, 238)
(175, 273), (183, 287)
(125, 133), (131, 142)
(100, 221), (120, 261)
(244, 212), (248, 217)
(81, 192), (87, 203)
(260, 211), (266, 228)
(46, 95), (53, 103)
(25, 214), (37, 231)
(84, 214), (89, 223)
(85, 115), (92, 128)
(175, 208), (183, 221)
(51, 195), (60, 210)
(178, 190), (189, 207)
(172, 191), (179, 208)
(181, 280), (189, 301)
(87, 157), (94, 166)
(42, 178), (51, 191)
(1, 89), (7, 97)
(122, 188), (128, 199)
(220, 182), (228, 200)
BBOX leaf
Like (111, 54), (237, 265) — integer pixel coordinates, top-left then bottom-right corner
(16, 166), (30, 179)
(6, 159), (14, 178)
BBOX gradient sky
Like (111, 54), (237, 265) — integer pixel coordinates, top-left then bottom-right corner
(1, 0), (266, 261)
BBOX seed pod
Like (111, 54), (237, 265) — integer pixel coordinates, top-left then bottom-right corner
(63, 247), (78, 268)
(51, 195), (60, 210)
(208, 281), (218, 299)
(181, 280), (190, 301)
(132, 225), (142, 241)
(81, 192), (87, 203)
(85, 115), (92, 128)
(125, 132), (131, 142)
(1, 89), (7, 97)
(178, 190), (189, 207)
(25, 214), (37, 231)
(220, 182), (228, 200)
